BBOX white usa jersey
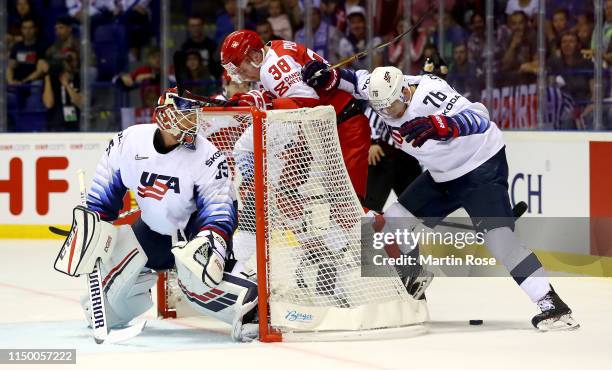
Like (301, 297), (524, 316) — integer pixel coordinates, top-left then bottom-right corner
(87, 124), (237, 239)
(348, 71), (505, 182)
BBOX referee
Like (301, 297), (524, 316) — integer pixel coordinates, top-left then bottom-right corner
(364, 106), (422, 213)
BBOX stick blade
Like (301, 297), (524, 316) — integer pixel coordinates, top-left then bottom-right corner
(94, 320), (147, 344)
(513, 201), (528, 218)
(49, 226), (70, 236)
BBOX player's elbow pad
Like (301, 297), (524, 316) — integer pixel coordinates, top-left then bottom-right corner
(337, 68), (359, 94)
(452, 110), (491, 137)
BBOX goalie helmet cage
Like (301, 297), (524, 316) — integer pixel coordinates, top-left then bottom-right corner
(156, 105), (428, 342)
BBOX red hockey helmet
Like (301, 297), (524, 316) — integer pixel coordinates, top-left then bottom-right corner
(220, 30), (264, 81)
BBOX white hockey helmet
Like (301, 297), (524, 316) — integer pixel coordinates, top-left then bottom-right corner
(368, 66), (408, 111)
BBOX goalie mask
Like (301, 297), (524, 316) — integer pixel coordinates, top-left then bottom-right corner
(154, 88), (207, 150)
(368, 66), (411, 118)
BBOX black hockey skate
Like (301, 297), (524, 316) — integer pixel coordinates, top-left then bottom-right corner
(532, 286), (579, 331)
(401, 268), (433, 300)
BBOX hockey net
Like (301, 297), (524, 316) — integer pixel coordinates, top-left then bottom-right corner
(156, 105), (428, 341)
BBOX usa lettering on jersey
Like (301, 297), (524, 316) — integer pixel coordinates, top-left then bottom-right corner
(137, 172), (180, 200)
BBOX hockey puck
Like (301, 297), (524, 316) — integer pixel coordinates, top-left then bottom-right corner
(469, 320), (483, 325)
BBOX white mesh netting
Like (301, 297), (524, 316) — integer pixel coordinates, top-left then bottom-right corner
(163, 105), (427, 334)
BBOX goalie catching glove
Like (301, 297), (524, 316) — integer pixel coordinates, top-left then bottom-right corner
(171, 229), (228, 288)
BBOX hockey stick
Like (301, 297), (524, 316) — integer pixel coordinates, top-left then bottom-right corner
(433, 201), (528, 231)
(307, 4), (436, 84)
(49, 208), (141, 237)
(76, 170), (146, 344)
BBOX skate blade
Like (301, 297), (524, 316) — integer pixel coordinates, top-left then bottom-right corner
(537, 314), (580, 332)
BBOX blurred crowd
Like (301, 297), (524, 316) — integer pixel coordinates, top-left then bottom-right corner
(3, 0), (611, 132)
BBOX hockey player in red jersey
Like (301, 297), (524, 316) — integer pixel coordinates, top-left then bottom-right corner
(219, 29), (370, 201)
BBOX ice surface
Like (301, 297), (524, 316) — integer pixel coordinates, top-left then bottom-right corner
(0, 240), (610, 370)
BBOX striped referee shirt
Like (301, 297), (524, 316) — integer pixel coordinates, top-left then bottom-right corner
(365, 106), (397, 147)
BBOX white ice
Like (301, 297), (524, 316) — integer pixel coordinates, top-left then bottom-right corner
(0, 240), (610, 370)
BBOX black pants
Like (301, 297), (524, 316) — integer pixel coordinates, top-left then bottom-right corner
(398, 147), (515, 232)
(364, 144), (421, 213)
(131, 217), (175, 270)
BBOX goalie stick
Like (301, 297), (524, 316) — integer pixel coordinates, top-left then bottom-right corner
(49, 208), (141, 237)
(75, 170), (146, 344)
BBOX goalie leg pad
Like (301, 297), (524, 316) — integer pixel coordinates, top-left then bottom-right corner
(54, 206), (118, 276)
(80, 225), (155, 328)
(175, 260), (258, 341)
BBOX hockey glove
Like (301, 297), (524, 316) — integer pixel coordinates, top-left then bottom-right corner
(171, 229), (227, 288)
(228, 90), (274, 110)
(398, 115), (459, 148)
(301, 60), (339, 92)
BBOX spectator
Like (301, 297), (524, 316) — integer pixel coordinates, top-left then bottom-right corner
(505, 0), (539, 19)
(342, 0), (364, 21)
(381, 20), (428, 74)
(118, 48), (161, 107)
(215, 0), (238, 45)
(120, 0), (153, 62)
(256, 20), (283, 43)
(338, 6), (383, 70)
(183, 50), (217, 96)
(294, 6), (344, 64)
(320, 0), (345, 33)
(267, 0), (293, 41)
(467, 13), (486, 66)
(182, 16), (221, 79)
(6, 17), (47, 85)
(498, 11), (537, 85)
(590, 0), (612, 53)
(363, 106), (421, 213)
(576, 22), (593, 50)
(447, 43), (482, 100)
(8, 0), (39, 48)
(451, 0), (483, 28)
(418, 43), (439, 73)
(548, 32), (594, 105)
(42, 49), (82, 131)
(250, 0), (270, 21)
(66, 0), (118, 32)
(433, 11), (468, 62)
(45, 16), (81, 68)
(422, 48), (449, 78)
(546, 8), (570, 58)
(281, 0), (304, 33)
